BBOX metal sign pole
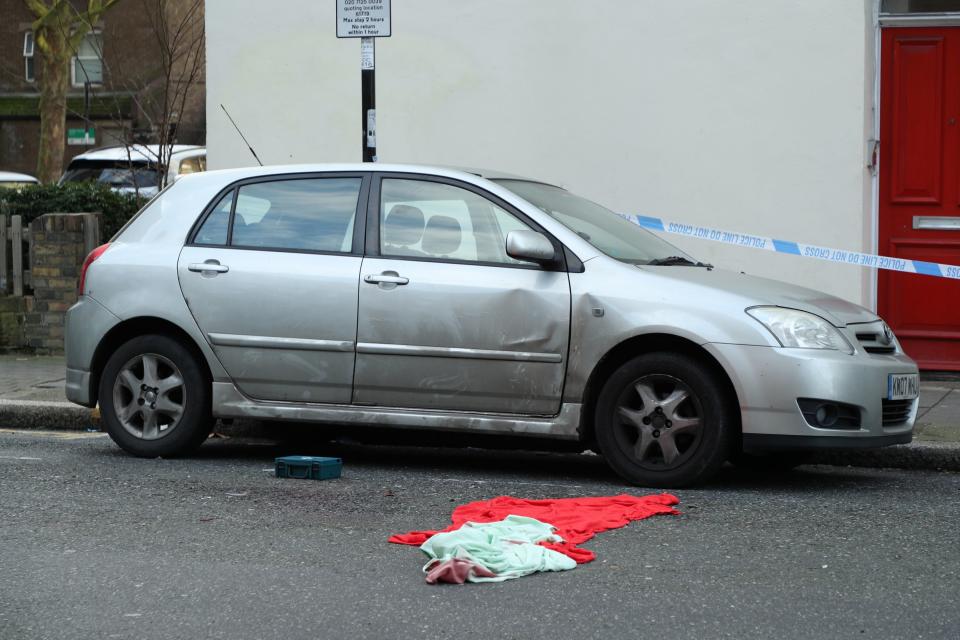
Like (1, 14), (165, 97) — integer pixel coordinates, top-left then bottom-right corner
(337, 0), (390, 163)
(361, 37), (376, 162)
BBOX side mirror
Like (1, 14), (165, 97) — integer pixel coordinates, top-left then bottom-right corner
(506, 230), (556, 264)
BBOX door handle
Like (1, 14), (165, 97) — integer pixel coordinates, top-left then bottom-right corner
(188, 261), (229, 273)
(364, 273), (409, 285)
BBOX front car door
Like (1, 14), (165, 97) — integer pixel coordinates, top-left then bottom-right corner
(353, 174), (571, 415)
(178, 173), (369, 402)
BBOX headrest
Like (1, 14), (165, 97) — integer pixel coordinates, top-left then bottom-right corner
(422, 215), (462, 256)
(383, 205), (425, 246)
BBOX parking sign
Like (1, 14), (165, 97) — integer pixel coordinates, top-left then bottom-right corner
(336, 0), (391, 38)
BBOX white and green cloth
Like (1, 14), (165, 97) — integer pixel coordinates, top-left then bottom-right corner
(419, 514), (577, 583)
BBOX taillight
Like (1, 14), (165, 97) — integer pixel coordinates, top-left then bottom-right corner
(78, 243), (111, 295)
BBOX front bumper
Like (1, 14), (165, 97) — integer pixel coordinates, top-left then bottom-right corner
(704, 342), (917, 450)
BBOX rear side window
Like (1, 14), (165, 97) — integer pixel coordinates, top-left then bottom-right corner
(194, 178), (362, 253)
(232, 178), (360, 252)
(194, 191), (233, 245)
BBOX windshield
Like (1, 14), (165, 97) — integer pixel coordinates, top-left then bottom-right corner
(61, 160), (160, 190)
(495, 180), (694, 265)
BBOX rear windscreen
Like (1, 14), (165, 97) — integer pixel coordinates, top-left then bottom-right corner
(61, 159), (159, 190)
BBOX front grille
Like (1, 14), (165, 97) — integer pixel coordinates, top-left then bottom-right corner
(856, 332), (896, 354)
(851, 320), (898, 355)
(881, 399), (912, 426)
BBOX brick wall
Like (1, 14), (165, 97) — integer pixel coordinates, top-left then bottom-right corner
(21, 213), (100, 353)
(0, 0), (206, 175)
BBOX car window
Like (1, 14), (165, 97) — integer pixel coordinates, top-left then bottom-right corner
(178, 156), (205, 175)
(230, 178), (361, 253)
(496, 179), (692, 265)
(379, 179), (532, 265)
(194, 191), (234, 245)
(60, 160), (159, 189)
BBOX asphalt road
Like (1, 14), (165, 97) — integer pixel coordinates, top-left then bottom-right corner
(1, 429), (958, 640)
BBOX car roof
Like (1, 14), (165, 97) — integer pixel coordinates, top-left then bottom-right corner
(0, 171), (39, 182)
(184, 163), (561, 189)
(69, 145), (205, 163)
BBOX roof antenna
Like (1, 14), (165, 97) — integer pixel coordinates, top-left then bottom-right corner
(220, 104), (263, 167)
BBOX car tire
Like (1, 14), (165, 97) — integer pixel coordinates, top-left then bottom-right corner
(99, 334), (212, 457)
(594, 351), (735, 488)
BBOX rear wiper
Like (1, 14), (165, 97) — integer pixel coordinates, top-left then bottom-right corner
(646, 256), (713, 268)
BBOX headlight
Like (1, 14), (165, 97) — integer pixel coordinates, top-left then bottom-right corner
(746, 306), (854, 354)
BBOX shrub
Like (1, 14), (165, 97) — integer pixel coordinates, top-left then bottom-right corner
(0, 182), (146, 240)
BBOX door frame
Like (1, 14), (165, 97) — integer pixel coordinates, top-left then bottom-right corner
(356, 171), (577, 415)
(873, 3), (960, 312)
(364, 171), (575, 272)
(185, 171), (373, 256)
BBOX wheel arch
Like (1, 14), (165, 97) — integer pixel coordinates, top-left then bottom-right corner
(578, 333), (741, 447)
(89, 316), (213, 402)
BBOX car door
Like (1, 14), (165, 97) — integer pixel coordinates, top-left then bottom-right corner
(353, 174), (571, 415)
(178, 173), (369, 403)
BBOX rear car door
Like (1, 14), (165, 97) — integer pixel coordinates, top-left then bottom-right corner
(178, 173), (369, 403)
(353, 174), (571, 415)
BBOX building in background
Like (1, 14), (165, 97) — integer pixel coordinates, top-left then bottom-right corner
(207, 0), (959, 370)
(0, 0), (205, 177)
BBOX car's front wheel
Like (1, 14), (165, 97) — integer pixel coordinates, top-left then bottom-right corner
(594, 352), (735, 488)
(99, 334), (212, 457)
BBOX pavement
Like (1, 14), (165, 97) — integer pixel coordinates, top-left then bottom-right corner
(1, 430), (958, 640)
(2, 354), (960, 472)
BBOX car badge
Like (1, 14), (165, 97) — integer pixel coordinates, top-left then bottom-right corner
(881, 324), (893, 346)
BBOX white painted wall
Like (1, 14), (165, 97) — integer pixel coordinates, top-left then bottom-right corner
(207, 0), (874, 305)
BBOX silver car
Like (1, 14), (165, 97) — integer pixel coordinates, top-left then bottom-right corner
(64, 164), (919, 487)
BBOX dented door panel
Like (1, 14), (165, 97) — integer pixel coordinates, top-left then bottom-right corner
(353, 257), (571, 414)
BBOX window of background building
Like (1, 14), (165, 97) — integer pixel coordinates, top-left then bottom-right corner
(23, 32), (35, 83)
(72, 32), (103, 87)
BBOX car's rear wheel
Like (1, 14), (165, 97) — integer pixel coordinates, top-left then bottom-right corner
(99, 334), (212, 457)
(594, 352), (735, 488)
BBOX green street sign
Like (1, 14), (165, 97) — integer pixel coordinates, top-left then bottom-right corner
(67, 127), (95, 146)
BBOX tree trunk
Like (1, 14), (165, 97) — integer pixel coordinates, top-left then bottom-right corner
(36, 40), (69, 184)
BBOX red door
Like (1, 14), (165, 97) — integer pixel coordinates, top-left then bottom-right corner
(880, 27), (960, 371)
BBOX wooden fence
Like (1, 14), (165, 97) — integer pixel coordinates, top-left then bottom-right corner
(0, 214), (32, 297)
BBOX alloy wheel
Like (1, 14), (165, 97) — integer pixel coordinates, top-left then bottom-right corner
(614, 374), (704, 470)
(111, 353), (186, 440)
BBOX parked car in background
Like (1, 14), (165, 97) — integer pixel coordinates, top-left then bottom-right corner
(59, 145), (205, 197)
(64, 164), (919, 487)
(0, 171), (40, 190)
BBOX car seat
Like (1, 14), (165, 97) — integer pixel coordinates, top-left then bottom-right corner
(383, 205), (427, 256)
(421, 215), (462, 259)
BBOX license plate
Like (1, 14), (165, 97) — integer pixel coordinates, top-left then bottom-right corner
(887, 373), (919, 401)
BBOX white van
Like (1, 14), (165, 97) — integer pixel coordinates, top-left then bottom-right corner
(60, 145), (205, 197)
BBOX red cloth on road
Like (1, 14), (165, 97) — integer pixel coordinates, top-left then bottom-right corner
(389, 493), (680, 564)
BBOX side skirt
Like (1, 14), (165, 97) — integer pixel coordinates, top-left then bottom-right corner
(211, 382), (582, 440)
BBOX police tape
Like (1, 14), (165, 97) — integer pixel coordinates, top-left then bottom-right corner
(623, 214), (960, 280)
